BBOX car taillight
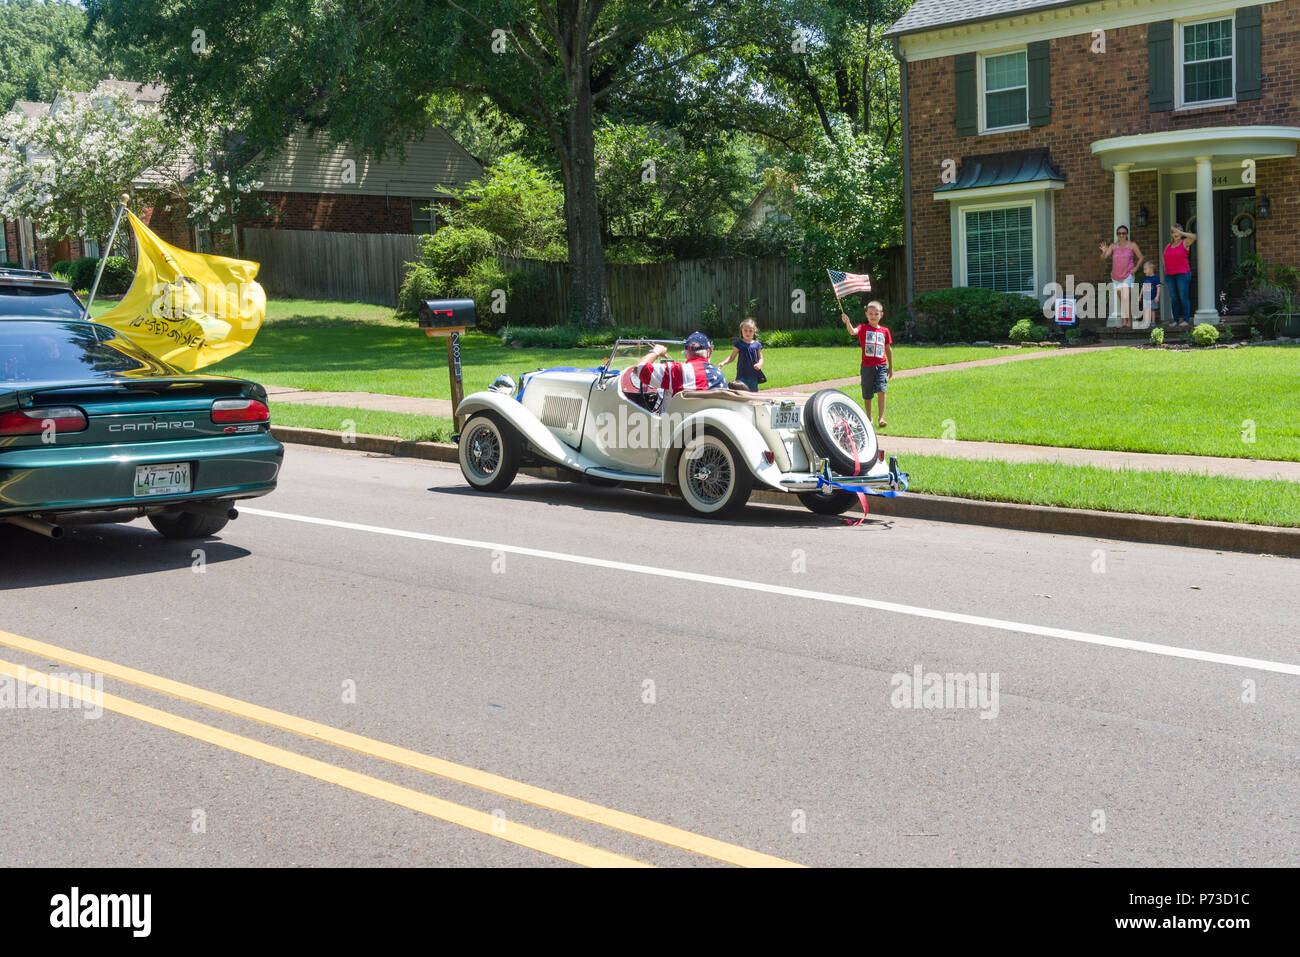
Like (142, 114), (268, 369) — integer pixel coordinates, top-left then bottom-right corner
(211, 398), (270, 423)
(0, 407), (87, 435)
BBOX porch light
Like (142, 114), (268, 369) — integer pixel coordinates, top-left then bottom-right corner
(1136, 206), (1148, 228)
(1258, 194), (1271, 219)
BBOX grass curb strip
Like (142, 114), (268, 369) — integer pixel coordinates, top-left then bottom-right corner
(270, 425), (1300, 558)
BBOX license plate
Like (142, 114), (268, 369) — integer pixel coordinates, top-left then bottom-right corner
(772, 408), (800, 429)
(134, 462), (191, 497)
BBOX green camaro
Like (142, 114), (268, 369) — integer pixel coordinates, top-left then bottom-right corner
(0, 269), (282, 539)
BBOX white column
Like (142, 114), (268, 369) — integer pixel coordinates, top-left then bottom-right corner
(1194, 156), (1217, 322)
(1112, 163), (1132, 235)
(1110, 164), (1132, 322)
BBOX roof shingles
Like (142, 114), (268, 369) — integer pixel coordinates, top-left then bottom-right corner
(887, 0), (1085, 37)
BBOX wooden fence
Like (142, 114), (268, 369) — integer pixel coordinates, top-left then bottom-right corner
(242, 228), (422, 306)
(501, 248), (907, 331)
(240, 226), (906, 324)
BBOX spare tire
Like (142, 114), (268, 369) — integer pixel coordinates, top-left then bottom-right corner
(802, 389), (878, 475)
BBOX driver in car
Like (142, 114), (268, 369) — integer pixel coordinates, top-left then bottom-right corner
(621, 332), (726, 413)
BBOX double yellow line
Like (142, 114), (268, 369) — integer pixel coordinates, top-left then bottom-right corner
(0, 630), (802, 868)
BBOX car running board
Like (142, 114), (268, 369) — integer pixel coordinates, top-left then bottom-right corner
(584, 466), (662, 483)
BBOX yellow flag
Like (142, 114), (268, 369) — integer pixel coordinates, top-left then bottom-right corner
(95, 211), (265, 372)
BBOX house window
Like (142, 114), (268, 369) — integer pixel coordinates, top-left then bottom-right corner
(981, 51), (1028, 132)
(0, 225), (7, 264)
(412, 200), (437, 235)
(963, 205), (1035, 294)
(1179, 18), (1233, 106)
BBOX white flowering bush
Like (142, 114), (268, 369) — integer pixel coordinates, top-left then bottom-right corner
(0, 89), (263, 245)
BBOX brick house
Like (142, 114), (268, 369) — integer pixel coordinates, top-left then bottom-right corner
(887, 0), (1300, 327)
(3, 80), (483, 269)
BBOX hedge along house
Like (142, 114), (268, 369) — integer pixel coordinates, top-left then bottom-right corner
(887, 0), (1300, 328)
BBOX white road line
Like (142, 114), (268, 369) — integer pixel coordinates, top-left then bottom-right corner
(240, 507), (1300, 677)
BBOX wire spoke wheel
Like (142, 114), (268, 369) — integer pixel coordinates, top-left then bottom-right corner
(827, 401), (870, 460)
(676, 431), (752, 515)
(458, 413), (520, 492)
(685, 443), (732, 504)
(465, 424), (502, 480)
(802, 389), (877, 474)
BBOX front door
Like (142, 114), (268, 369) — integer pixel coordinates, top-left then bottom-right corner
(1173, 188), (1256, 313)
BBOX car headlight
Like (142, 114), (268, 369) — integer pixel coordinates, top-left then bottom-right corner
(491, 374), (517, 395)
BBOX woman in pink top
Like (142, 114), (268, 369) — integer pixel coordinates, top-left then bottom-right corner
(1099, 225), (1145, 329)
(1163, 223), (1196, 329)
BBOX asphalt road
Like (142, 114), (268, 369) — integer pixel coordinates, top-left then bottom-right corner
(2, 445), (1297, 867)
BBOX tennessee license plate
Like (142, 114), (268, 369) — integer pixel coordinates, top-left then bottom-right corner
(134, 463), (191, 497)
(772, 408), (800, 429)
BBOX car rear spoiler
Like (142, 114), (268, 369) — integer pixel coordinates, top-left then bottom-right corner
(1, 377), (265, 410)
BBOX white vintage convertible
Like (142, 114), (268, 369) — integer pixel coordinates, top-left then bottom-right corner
(456, 339), (905, 516)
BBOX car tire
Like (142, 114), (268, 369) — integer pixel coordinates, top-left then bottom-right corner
(459, 412), (521, 492)
(802, 389), (878, 475)
(676, 430), (752, 516)
(797, 488), (859, 516)
(148, 510), (230, 539)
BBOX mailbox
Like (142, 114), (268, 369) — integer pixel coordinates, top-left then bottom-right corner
(418, 298), (476, 331)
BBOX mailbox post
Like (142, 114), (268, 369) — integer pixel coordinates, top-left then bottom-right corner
(417, 299), (477, 432)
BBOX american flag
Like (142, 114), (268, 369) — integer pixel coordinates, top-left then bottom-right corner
(827, 269), (873, 298)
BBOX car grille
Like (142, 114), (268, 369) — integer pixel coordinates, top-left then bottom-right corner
(540, 395), (583, 430)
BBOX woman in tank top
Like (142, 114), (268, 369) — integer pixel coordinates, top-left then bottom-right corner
(1163, 223), (1196, 329)
(1100, 225), (1145, 329)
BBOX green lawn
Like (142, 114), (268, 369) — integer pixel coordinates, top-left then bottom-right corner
(270, 402), (453, 442)
(879, 347), (1300, 461)
(904, 455), (1300, 527)
(114, 297), (1043, 400)
(758, 344), (1047, 389)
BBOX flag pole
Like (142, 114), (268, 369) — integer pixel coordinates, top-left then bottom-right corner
(83, 193), (130, 320)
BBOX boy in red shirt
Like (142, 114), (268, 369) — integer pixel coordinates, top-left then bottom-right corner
(840, 300), (893, 428)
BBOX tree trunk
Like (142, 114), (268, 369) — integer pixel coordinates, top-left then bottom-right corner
(560, 60), (611, 327)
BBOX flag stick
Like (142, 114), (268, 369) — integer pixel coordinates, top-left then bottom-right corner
(83, 194), (130, 320)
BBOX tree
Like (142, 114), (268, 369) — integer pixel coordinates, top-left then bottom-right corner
(595, 122), (757, 260)
(782, 124), (902, 315)
(88, 0), (780, 325)
(0, 0), (126, 110)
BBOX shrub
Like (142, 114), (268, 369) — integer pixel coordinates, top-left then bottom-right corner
(498, 324), (679, 349)
(50, 260), (73, 277)
(1191, 323), (1220, 346)
(909, 287), (1044, 342)
(1008, 318), (1034, 342)
(1149, 326), (1164, 346)
(0, 260), (20, 269)
(761, 327), (850, 348)
(1029, 324), (1049, 341)
(98, 256), (134, 295)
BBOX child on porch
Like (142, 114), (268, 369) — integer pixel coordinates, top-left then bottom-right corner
(1140, 261), (1161, 329)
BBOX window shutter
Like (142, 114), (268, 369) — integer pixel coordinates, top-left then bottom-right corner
(1236, 6), (1263, 101)
(1148, 20), (1174, 111)
(1027, 40), (1051, 126)
(955, 53), (977, 135)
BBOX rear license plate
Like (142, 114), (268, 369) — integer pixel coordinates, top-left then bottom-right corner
(134, 462), (191, 497)
(772, 408), (800, 429)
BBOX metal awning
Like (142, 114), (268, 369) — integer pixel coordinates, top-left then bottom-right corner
(933, 148), (1066, 199)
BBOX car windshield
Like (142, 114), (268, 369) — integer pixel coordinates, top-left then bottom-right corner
(0, 320), (176, 386)
(0, 287), (85, 318)
(604, 338), (687, 371)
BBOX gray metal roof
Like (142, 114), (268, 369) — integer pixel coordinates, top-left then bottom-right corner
(934, 148), (1065, 192)
(887, 0), (1086, 37)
